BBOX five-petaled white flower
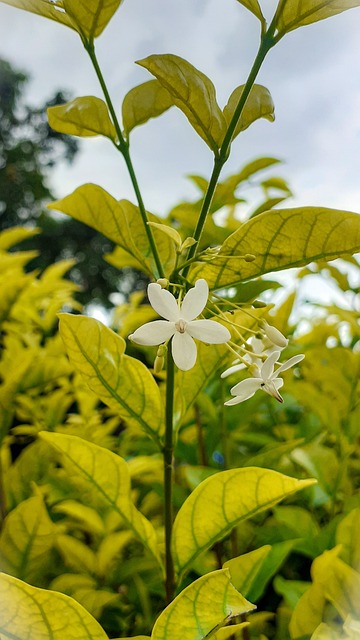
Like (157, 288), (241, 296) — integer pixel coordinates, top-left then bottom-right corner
(129, 279), (231, 371)
(223, 350), (304, 405)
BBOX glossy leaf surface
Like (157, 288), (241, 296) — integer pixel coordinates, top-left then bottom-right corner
(151, 569), (255, 639)
(58, 314), (163, 440)
(40, 432), (162, 565)
(223, 84), (275, 140)
(0, 572), (109, 639)
(49, 184), (176, 277)
(122, 79), (174, 136)
(274, 0), (360, 38)
(173, 467), (315, 575)
(137, 54), (226, 152)
(48, 96), (116, 140)
(189, 207), (360, 289)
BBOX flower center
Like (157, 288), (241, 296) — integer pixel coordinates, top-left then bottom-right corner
(175, 318), (187, 334)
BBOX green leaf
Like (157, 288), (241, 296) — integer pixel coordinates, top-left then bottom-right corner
(223, 84), (275, 140)
(0, 226), (40, 250)
(40, 432), (163, 567)
(235, 0), (266, 24)
(56, 534), (97, 574)
(151, 569), (255, 640)
(189, 207), (360, 289)
(137, 54), (226, 152)
(122, 79), (174, 136)
(0, 495), (58, 584)
(173, 468), (315, 576)
(52, 500), (106, 536)
(48, 96), (116, 140)
(223, 546), (272, 598)
(0, 572), (109, 639)
(0, 0), (74, 30)
(48, 184), (176, 278)
(274, 0), (360, 39)
(63, 0), (123, 39)
(58, 314), (163, 441)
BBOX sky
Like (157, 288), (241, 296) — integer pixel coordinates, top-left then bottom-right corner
(1, 0), (360, 218)
(0, 0), (360, 315)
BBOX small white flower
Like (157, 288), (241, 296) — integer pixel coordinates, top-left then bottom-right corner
(224, 350), (304, 405)
(221, 336), (279, 379)
(260, 320), (289, 348)
(129, 279), (231, 371)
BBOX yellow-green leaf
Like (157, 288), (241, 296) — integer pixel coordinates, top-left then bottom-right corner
(223, 84), (275, 140)
(0, 572), (109, 639)
(189, 207), (360, 289)
(58, 314), (163, 440)
(48, 184), (176, 277)
(48, 96), (116, 140)
(0, 226), (40, 250)
(56, 534), (97, 575)
(223, 546), (271, 598)
(137, 54), (226, 152)
(172, 467), (315, 575)
(148, 222), (182, 248)
(122, 79), (174, 136)
(0, 0), (74, 30)
(53, 500), (105, 536)
(40, 432), (163, 567)
(236, 0), (265, 24)
(274, 0), (360, 39)
(63, 0), (123, 39)
(151, 569), (255, 640)
(0, 495), (57, 584)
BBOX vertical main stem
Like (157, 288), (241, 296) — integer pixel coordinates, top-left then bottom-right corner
(164, 350), (175, 604)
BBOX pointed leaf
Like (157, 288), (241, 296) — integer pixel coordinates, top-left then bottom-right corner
(274, 0), (360, 39)
(151, 569), (255, 640)
(0, 226), (40, 250)
(122, 79), (174, 136)
(63, 0), (123, 38)
(137, 54), (226, 152)
(0, 572), (109, 639)
(58, 314), (163, 441)
(223, 84), (275, 140)
(48, 184), (176, 277)
(223, 546), (272, 599)
(189, 207), (360, 289)
(48, 96), (116, 140)
(235, 0), (265, 24)
(172, 467), (315, 575)
(0, 0), (74, 30)
(0, 495), (57, 584)
(40, 432), (162, 567)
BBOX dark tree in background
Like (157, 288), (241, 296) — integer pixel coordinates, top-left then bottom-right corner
(0, 58), (146, 308)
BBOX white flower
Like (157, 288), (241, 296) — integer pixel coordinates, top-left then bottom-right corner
(224, 350), (304, 405)
(260, 320), (288, 348)
(129, 279), (231, 371)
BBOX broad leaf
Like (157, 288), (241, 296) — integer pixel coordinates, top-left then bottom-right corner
(151, 569), (255, 640)
(0, 0), (74, 30)
(137, 54), (226, 152)
(40, 432), (162, 566)
(0, 572), (108, 639)
(122, 79), (174, 136)
(0, 495), (57, 584)
(63, 0), (123, 39)
(223, 546), (271, 598)
(48, 184), (176, 277)
(223, 84), (275, 140)
(58, 314), (163, 441)
(172, 467), (315, 575)
(0, 226), (39, 250)
(48, 96), (116, 140)
(189, 207), (360, 289)
(274, 0), (360, 39)
(235, 0), (265, 24)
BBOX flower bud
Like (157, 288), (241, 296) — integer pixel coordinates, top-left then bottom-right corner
(260, 320), (288, 348)
(154, 344), (167, 373)
(156, 278), (169, 289)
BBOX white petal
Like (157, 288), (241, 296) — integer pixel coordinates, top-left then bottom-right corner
(172, 331), (197, 371)
(275, 354), (305, 376)
(263, 380), (284, 403)
(224, 395), (246, 406)
(230, 377), (262, 397)
(180, 279), (208, 321)
(186, 319), (231, 344)
(262, 321), (288, 348)
(130, 320), (175, 346)
(221, 363), (246, 379)
(147, 283), (179, 321)
(260, 351), (280, 381)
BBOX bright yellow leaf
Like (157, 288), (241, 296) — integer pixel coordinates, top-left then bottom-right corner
(48, 96), (116, 140)
(122, 79), (174, 136)
(223, 84), (275, 140)
(274, 0), (360, 39)
(172, 468), (315, 575)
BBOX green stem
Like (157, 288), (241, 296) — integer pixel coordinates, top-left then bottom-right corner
(182, 32), (275, 279)
(84, 42), (165, 279)
(164, 350), (175, 604)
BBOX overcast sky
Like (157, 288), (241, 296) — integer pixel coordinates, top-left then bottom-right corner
(1, 0), (360, 221)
